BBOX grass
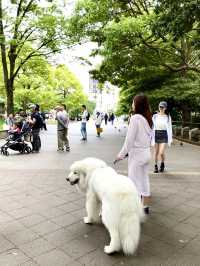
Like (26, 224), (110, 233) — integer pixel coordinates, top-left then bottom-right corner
(0, 119), (4, 130)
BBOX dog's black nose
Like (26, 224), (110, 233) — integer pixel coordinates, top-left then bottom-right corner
(66, 178), (69, 182)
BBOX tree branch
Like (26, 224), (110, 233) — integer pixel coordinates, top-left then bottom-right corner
(13, 0), (24, 39)
(137, 0), (149, 14)
(13, 47), (61, 79)
(13, 0), (35, 40)
(19, 27), (36, 42)
(16, 29), (37, 56)
(142, 0), (150, 14)
(163, 63), (200, 73)
(0, 0), (8, 85)
(128, 2), (143, 16)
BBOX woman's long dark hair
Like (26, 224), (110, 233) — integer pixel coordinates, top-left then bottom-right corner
(164, 108), (170, 117)
(134, 94), (153, 128)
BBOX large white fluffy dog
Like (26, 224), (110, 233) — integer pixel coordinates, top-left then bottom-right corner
(66, 157), (144, 255)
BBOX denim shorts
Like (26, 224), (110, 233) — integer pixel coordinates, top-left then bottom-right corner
(155, 130), (168, 143)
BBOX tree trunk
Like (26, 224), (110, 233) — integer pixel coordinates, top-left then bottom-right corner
(181, 104), (191, 126)
(0, 0), (9, 114)
(6, 79), (14, 115)
(7, 47), (17, 114)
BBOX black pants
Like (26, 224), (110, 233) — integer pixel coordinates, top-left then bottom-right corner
(43, 122), (47, 131)
(32, 129), (41, 151)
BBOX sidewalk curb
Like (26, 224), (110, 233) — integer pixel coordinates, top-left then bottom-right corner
(174, 136), (200, 146)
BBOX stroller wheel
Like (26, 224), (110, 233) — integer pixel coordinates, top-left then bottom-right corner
(25, 146), (32, 154)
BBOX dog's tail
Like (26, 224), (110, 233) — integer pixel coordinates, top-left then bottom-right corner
(119, 213), (140, 255)
(119, 196), (143, 255)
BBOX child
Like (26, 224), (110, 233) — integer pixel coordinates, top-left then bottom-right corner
(8, 122), (21, 141)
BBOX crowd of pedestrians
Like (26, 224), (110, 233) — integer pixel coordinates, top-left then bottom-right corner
(3, 97), (173, 215)
(44, 97), (172, 216)
(3, 104), (46, 153)
(3, 103), (116, 154)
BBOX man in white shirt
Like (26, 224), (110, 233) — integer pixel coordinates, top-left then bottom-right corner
(80, 105), (88, 141)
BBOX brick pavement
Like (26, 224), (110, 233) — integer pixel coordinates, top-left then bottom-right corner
(0, 122), (200, 266)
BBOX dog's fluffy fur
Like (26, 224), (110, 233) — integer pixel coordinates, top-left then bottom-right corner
(67, 157), (144, 255)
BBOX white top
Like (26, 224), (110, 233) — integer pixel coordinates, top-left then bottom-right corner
(95, 115), (102, 126)
(153, 114), (168, 130)
(152, 113), (173, 146)
(81, 110), (88, 123)
(118, 114), (152, 158)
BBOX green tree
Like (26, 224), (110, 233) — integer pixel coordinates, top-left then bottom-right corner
(154, 0), (200, 38)
(53, 64), (83, 100)
(14, 52), (52, 111)
(51, 64), (88, 114)
(0, 0), (66, 114)
(68, 0), (200, 121)
(14, 61), (89, 113)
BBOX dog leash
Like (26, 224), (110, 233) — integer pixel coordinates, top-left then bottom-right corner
(113, 154), (128, 165)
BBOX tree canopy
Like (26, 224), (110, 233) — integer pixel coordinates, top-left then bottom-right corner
(67, 0), (200, 121)
(13, 58), (90, 117)
(0, 0), (67, 114)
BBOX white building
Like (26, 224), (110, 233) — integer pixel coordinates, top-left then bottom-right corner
(89, 78), (119, 113)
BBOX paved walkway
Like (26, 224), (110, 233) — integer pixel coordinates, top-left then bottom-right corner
(0, 121), (200, 266)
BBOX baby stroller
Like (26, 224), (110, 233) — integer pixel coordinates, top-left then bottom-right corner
(1, 122), (32, 156)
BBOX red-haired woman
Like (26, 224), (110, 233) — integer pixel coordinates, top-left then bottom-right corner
(115, 94), (153, 214)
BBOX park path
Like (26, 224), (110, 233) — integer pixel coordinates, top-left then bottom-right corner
(0, 121), (200, 266)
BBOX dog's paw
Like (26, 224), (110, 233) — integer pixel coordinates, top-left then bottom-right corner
(104, 245), (116, 255)
(84, 217), (92, 224)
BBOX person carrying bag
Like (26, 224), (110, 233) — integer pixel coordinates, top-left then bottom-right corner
(95, 112), (103, 137)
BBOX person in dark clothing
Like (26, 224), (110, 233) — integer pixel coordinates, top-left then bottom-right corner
(29, 104), (41, 153)
(40, 112), (47, 131)
(109, 113), (115, 125)
(104, 113), (108, 125)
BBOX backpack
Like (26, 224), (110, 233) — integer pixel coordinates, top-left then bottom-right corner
(38, 113), (44, 128)
(86, 112), (90, 121)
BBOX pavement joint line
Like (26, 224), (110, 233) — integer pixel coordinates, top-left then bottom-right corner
(119, 171), (200, 176)
(0, 124), (200, 265)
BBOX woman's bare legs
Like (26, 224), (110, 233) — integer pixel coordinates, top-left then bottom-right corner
(158, 143), (166, 172)
(154, 144), (159, 172)
(143, 196), (151, 206)
(158, 143), (166, 161)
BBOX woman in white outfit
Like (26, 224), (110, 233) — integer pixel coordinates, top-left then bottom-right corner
(152, 101), (172, 173)
(115, 95), (153, 214)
